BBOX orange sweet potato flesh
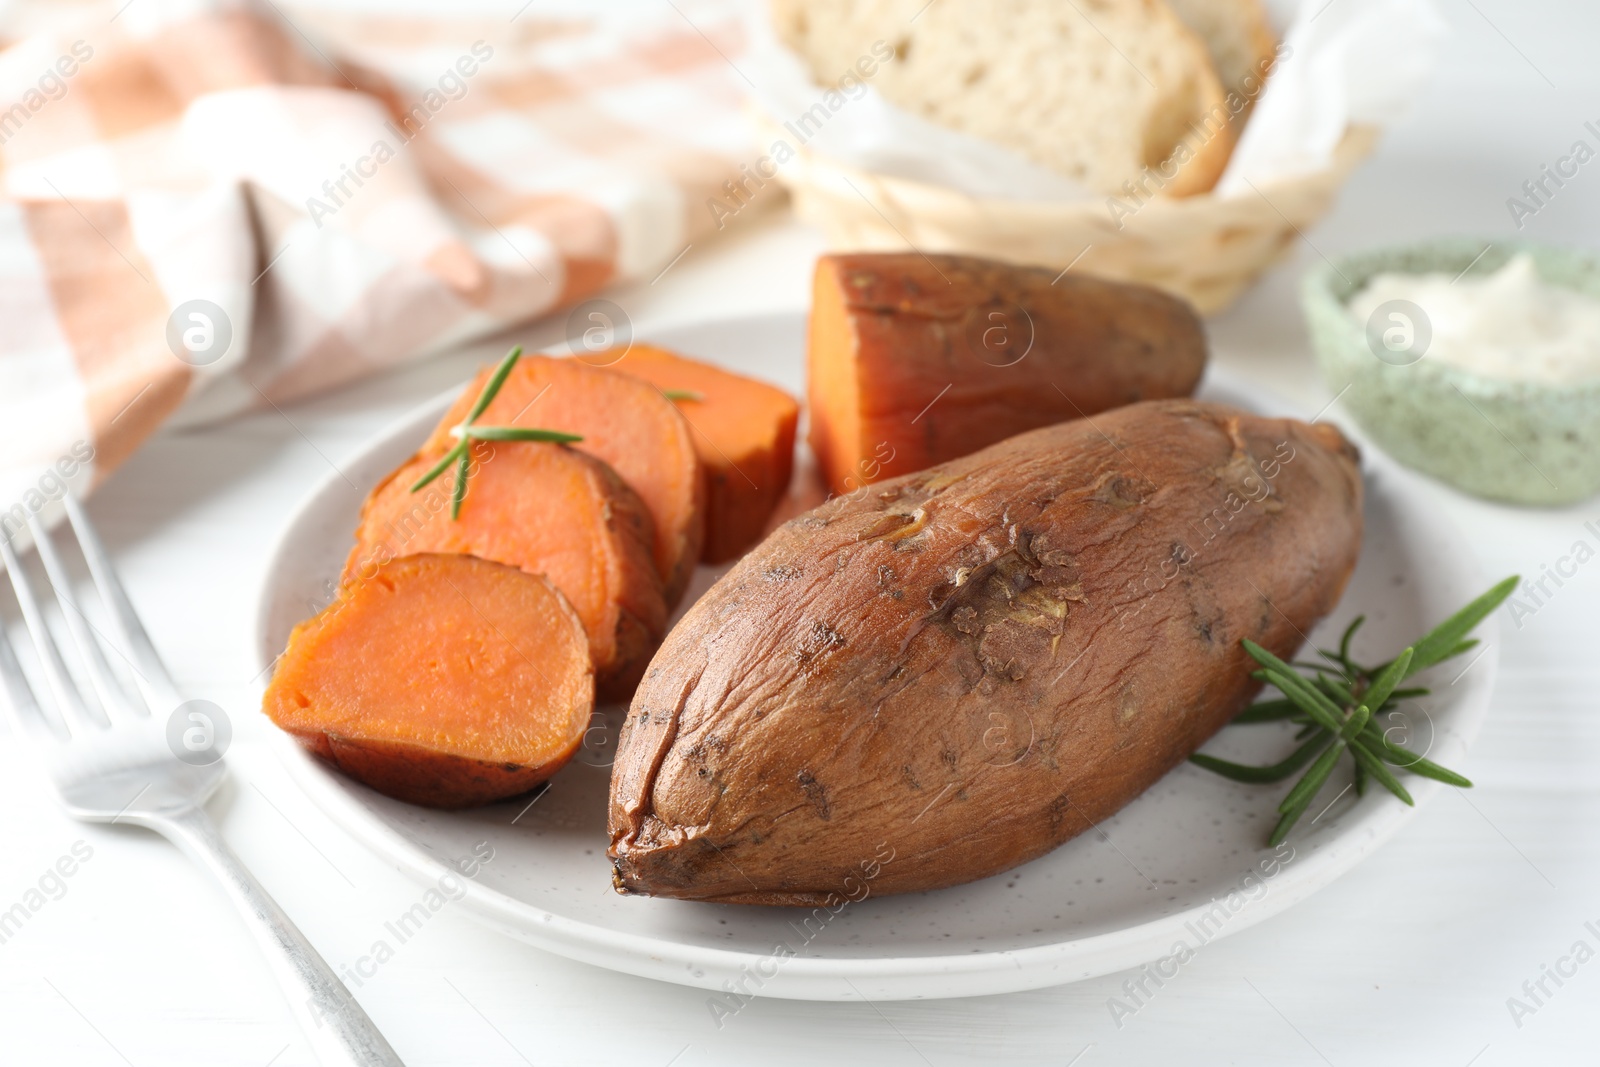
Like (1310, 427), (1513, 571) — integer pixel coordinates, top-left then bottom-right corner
(428, 356), (704, 606)
(264, 554), (593, 809)
(609, 401), (1363, 903)
(808, 252), (1209, 495)
(605, 344), (800, 563)
(343, 441), (665, 700)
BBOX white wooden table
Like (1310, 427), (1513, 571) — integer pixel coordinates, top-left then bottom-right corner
(2, 1), (1597, 1063)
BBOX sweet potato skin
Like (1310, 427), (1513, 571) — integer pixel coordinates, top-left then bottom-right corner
(265, 554), (593, 809)
(308, 736), (558, 811)
(808, 252), (1209, 495)
(609, 401), (1362, 903)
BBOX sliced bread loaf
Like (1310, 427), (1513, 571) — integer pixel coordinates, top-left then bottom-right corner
(771, 0), (1235, 196)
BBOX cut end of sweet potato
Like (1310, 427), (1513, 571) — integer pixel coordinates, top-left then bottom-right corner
(430, 356), (704, 606)
(263, 554), (594, 808)
(807, 261), (866, 498)
(345, 440), (665, 700)
(604, 344), (800, 563)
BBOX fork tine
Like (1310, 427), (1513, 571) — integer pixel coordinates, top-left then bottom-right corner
(23, 509), (144, 721)
(0, 532), (105, 734)
(63, 494), (180, 711)
(0, 611), (66, 743)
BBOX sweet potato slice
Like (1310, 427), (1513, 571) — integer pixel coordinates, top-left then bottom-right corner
(343, 441), (665, 700)
(808, 252), (1209, 495)
(605, 344), (800, 563)
(265, 554), (593, 809)
(610, 401), (1363, 903)
(428, 356), (704, 606)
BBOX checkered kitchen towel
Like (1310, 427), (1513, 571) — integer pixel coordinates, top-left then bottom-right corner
(0, 0), (761, 521)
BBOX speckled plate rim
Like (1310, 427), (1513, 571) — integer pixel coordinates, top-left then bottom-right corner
(254, 313), (1498, 1001)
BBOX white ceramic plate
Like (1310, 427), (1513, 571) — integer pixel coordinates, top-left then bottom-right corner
(254, 313), (1497, 1002)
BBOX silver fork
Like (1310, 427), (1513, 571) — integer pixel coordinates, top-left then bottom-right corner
(0, 496), (404, 1067)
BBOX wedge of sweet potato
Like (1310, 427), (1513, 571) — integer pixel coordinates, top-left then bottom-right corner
(427, 355), (704, 606)
(607, 345), (800, 563)
(265, 554), (593, 808)
(609, 401), (1362, 903)
(343, 441), (665, 700)
(808, 252), (1209, 495)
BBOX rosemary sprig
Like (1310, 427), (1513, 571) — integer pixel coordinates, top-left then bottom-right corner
(410, 346), (583, 518)
(1192, 575), (1518, 846)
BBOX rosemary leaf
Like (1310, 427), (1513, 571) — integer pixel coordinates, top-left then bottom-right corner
(1340, 703), (1374, 742)
(1311, 673), (1356, 707)
(662, 388), (704, 401)
(449, 449), (470, 519)
(1356, 727), (1473, 787)
(410, 442), (465, 492)
(1401, 758), (1473, 789)
(1349, 741), (1414, 806)
(1278, 741), (1345, 815)
(1253, 662), (1344, 734)
(1338, 615), (1365, 665)
(1401, 575), (1519, 677)
(464, 345), (523, 425)
(463, 427), (584, 443)
(1242, 638), (1295, 670)
(1362, 648), (1414, 711)
(1250, 666), (1353, 722)
(1269, 791), (1317, 847)
(1189, 730), (1333, 783)
(1233, 699), (1299, 723)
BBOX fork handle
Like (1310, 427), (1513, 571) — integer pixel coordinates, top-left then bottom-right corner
(155, 806), (406, 1066)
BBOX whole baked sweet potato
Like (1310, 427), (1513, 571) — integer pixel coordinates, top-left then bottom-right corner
(808, 252), (1208, 495)
(609, 400), (1362, 904)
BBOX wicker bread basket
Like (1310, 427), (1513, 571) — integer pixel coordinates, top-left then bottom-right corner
(769, 123), (1378, 316)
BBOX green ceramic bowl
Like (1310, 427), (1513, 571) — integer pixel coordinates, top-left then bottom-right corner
(1302, 239), (1600, 506)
